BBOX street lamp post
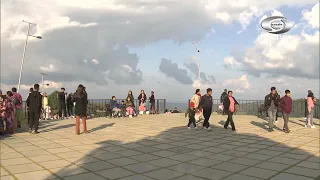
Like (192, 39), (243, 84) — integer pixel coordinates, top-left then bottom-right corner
(192, 41), (201, 90)
(40, 72), (48, 90)
(17, 20), (42, 93)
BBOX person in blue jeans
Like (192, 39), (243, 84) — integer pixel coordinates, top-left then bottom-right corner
(264, 87), (280, 132)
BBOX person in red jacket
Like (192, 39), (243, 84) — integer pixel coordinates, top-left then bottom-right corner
(279, 90), (293, 133)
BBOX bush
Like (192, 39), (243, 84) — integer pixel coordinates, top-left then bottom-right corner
(48, 90), (59, 115)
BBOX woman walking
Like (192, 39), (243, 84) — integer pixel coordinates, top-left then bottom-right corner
(306, 92), (316, 128)
(149, 91), (156, 114)
(74, 85), (88, 135)
(223, 90), (239, 131)
(5, 91), (16, 134)
(42, 92), (49, 120)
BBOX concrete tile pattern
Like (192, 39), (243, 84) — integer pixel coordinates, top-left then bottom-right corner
(0, 114), (319, 180)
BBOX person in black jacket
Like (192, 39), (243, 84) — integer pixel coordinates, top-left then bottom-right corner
(57, 88), (67, 119)
(223, 91), (239, 131)
(26, 84), (42, 134)
(66, 93), (74, 117)
(199, 88), (213, 131)
(264, 87), (280, 132)
(149, 91), (155, 114)
(220, 89), (228, 115)
(74, 85), (88, 135)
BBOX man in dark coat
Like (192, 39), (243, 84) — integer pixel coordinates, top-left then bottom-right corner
(26, 84), (42, 134)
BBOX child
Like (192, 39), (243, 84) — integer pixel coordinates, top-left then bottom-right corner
(120, 101), (126, 117)
(306, 92), (316, 128)
(185, 102), (197, 130)
(126, 98), (134, 118)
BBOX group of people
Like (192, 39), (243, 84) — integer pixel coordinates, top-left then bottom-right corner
(0, 88), (23, 134)
(186, 88), (239, 131)
(186, 87), (317, 133)
(107, 90), (156, 118)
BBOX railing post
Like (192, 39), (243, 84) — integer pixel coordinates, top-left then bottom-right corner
(157, 99), (160, 114)
(163, 99), (166, 113)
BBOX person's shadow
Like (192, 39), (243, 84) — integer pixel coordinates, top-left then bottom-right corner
(21, 116), (320, 180)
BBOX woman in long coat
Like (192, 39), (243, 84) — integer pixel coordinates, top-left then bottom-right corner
(74, 85), (88, 135)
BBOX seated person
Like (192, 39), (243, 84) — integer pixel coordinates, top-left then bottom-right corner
(126, 98), (134, 116)
(105, 103), (112, 118)
(110, 96), (121, 115)
(119, 100), (126, 117)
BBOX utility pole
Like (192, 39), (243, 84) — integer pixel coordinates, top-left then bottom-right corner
(192, 41), (201, 90)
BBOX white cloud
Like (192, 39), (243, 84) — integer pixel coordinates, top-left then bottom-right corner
(40, 64), (56, 72)
(122, 64), (133, 72)
(224, 56), (242, 68)
(92, 59), (99, 64)
(301, 30), (319, 44)
(222, 75), (250, 92)
(302, 3), (319, 28)
(271, 9), (284, 16)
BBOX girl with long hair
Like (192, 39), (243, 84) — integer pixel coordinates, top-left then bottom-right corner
(74, 85), (88, 135)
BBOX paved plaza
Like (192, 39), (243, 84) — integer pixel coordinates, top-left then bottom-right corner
(1, 114), (319, 180)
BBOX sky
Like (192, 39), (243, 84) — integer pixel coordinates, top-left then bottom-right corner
(1, 0), (319, 102)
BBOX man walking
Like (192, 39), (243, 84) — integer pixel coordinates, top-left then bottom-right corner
(199, 88), (213, 131)
(264, 87), (280, 132)
(220, 89), (228, 115)
(280, 90), (293, 133)
(26, 84), (42, 134)
(57, 88), (67, 119)
(11, 87), (23, 128)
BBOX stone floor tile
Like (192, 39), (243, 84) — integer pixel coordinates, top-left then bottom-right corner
(1, 167), (9, 176)
(62, 172), (106, 180)
(0, 176), (15, 180)
(1, 157), (32, 166)
(0, 152), (24, 160)
(108, 157), (139, 166)
(228, 157), (261, 166)
(150, 150), (177, 157)
(168, 162), (206, 174)
(147, 158), (181, 167)
(144, 168), (184, 180)
(50, 165), (88, 177)
(270, 173), (314, 180)
(239, 167), (278, 179)
(123, 162), (160, 173)
(5, 163), (44, 174)
(66, 156), (100, 164)
(118, 174), (154, 180)
(254, 161), (291, 171)
(19, 149), (52, 157)
(268, 157), (301, 165)
(192, 168), (232, 180)
(130, 154), (161, 162)
(188, 158), (222, 167)
(244, 153), (271, 161)
(14, 170), (57, 180)
(207, 154), (235, 161)
(222, 174), (263, 180)
(29, 155), (61, 163)
(172, 175), (207, 180)
(285, 166), (320, 178)
(212, 162), (248, 173)
(80, 161), (116, 171)
(168, 154), (199, 162)
(96, 167), (135, 180)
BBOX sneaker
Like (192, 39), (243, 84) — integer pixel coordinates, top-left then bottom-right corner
(274, 120), (278, 123)
(28, 129), (32, 133)
(311, 125), (316, 129)
(304, 125), (308, 128)
(187, 127), (191, 130)
(202, 127), (207, 130)
(268, 128), (274, 132)
(232, 129), (236, 131)
(194, 127), (198, 130)
(34, 131), (39, 134)
(207, 127), (212, 131)
(224, 126), (228, 129)
(284, 130), (290, 133)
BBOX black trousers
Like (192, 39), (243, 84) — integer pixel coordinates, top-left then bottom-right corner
(187, 108), (196, 127)
(67, 105), (73, 116)
(203, 108), (212, 128)
(224, 111), (235, 130)
(29, 111), (40, 131)
(58, 103), (67, 118)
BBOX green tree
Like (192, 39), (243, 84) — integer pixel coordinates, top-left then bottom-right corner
(48, 90), (59, 115)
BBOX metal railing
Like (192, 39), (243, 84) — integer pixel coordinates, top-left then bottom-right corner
(22, 99), (167, 118)
(188, 99), (320, 118)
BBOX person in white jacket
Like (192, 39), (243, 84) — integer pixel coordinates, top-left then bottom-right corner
(190, 89), (203, 122)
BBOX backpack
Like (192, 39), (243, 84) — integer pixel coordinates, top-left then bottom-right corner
(12, 98), (19, 105)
